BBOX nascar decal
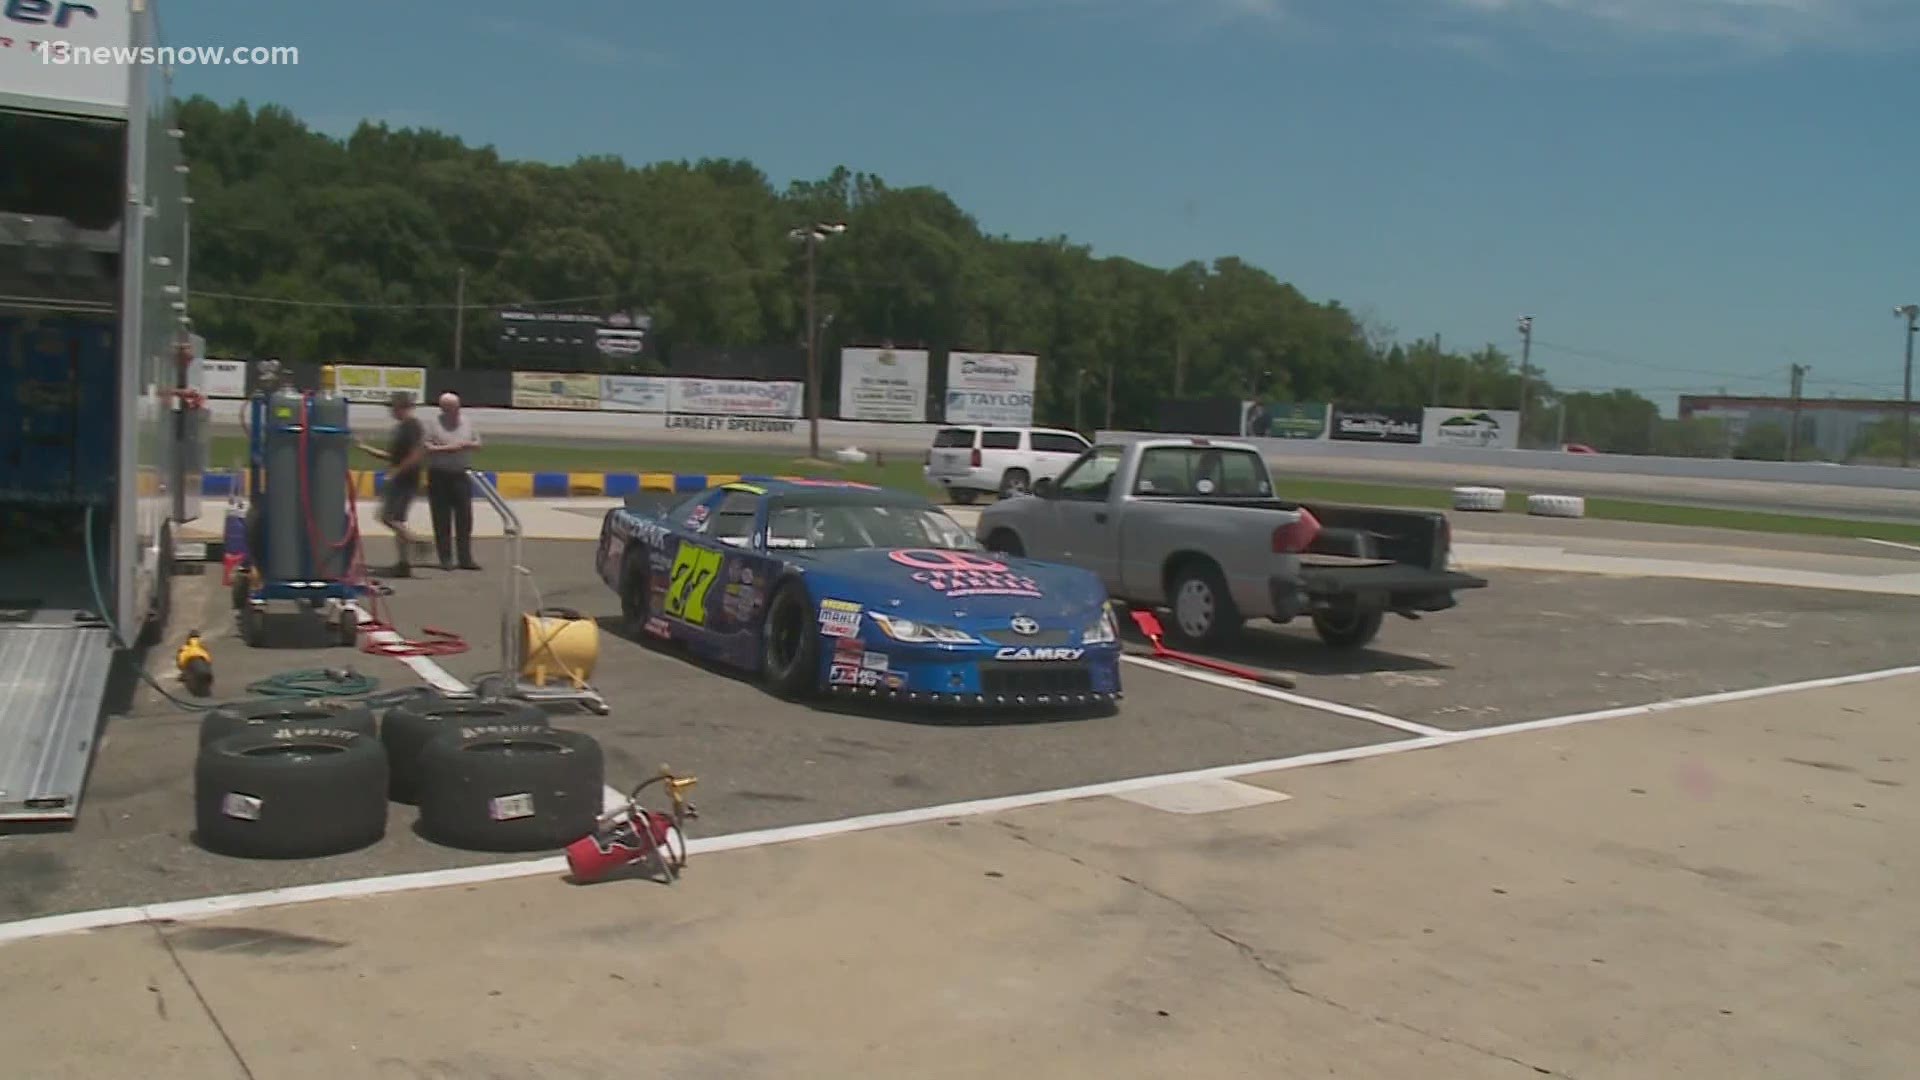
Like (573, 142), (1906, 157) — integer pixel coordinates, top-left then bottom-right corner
(996, 647), (1085, 662)
(818, 598), (863, 637)
(888, 550), (1043, 599)
(829, 662), (885, 688)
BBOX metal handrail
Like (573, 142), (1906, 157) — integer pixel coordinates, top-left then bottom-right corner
(466, 469), (524, 681)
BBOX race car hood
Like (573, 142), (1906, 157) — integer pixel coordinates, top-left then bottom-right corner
(793, 547), (1109, 627)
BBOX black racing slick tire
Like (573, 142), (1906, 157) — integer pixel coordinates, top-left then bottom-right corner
(194, 726), (389, 859)
(761, 583), (819, 700)
(198, 698), (377, 749)
(381, 696), (550, 805)
(415, 722), (604, 852)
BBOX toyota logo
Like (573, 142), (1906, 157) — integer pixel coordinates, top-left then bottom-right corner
(1010, 616), (1040, 636)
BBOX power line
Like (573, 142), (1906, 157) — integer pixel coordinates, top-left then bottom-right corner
(192, 290), (614, 311)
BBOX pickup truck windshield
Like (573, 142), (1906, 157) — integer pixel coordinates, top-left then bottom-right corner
(766, 503), (978, 551)
(1133, 446), (1272, 498)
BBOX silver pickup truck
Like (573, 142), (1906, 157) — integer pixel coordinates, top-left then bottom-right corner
(973, 436), (1487, 650)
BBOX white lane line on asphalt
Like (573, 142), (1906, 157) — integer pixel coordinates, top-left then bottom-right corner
(349, 602), (470, 696)
(1122, 655), (1450, 738)
(7, 662), (1920, 949)
(1859, 537), (1920, 556)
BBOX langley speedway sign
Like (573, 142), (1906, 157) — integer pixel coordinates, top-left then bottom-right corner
(664, 415), (798, 434)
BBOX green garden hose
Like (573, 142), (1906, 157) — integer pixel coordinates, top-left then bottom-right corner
(244, 668), (382, 699)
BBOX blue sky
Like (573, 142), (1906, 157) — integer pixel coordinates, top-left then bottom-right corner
(163, 0), (1920, 409)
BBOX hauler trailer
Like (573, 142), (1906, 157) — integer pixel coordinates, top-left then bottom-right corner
(0, 0), (205, 821)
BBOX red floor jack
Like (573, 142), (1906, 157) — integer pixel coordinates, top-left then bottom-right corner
(565, 768), (700, 885)
(1127, 609), (1299, 690)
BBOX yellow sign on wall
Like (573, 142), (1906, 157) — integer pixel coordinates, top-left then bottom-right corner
(511, 371), (602, 410)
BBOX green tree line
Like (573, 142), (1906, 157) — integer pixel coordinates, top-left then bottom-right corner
(179, 96), (1679, 448)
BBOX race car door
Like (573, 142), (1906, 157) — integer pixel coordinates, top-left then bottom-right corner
(661, 487), (761, 636)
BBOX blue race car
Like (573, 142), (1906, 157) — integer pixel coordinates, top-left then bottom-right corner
(594, 479), (1122, 709)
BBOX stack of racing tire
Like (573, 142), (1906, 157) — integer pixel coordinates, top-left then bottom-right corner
(193, 695), (605, 859)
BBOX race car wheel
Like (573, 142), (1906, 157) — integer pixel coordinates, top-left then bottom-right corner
(1312, 608), (1385, 650)
(382, 696), (550, 804)
(415, 722), (604, 852)
(194, 726), (389, 859)
(762, 583), (819, 700)
(198, 698), (377, 748)
(999, 469), (1031, 498)
(1167, 560), (1242, 648)
(619, 548), (656, 639)
(982, 529), (1025, 557)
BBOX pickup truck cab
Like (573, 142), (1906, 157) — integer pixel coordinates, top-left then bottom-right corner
(973, 437), (1487, 650)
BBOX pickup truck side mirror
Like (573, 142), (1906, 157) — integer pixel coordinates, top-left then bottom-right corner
(1032, 478), (1056, 498)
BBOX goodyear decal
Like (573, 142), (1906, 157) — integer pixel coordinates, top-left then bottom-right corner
(818, 598), (862, 638)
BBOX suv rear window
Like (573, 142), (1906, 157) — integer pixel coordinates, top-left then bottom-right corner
(981, 431), (1021, 450)
(1133, 447), (1272, 498)
(1030, 433), (1088, 454)
(933, 429), (976, 448)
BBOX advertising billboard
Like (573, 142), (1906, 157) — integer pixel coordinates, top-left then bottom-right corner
(838, 347), (928, 422)
(668, 378), (803, 419)
(0, 0), (133, 118)
(510, 370), (602, 410)
(333, 364), (427, 406)
(1422, 408), (1520, 450)
(1329, 405), (1424, 444)
(945, 352), (1037, 426)
(1242, 401), (1328, 439)
(599, 375), (670, 413)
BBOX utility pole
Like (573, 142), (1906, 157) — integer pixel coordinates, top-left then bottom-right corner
(1429, 333), (1441, 406)
(452, 266), (466, 371)
(1897, 305), (1919, 468)
(791, 223), (848, 460)
(1787, 363), (1808, 461)
(1516, 316), (1534, 447)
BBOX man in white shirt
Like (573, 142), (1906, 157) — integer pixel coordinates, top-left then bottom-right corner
(422, 391), (482, 571)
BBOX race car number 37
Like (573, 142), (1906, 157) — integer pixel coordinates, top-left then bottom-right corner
(665, 544), (724, 625)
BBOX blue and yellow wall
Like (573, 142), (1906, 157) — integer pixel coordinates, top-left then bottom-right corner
(199, 470), (793, 499)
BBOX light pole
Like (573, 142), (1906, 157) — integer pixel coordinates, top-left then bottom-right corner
(790, 222), (847, 458)
(1516, 315), (1534, 446)
(1898, 305), (1919, 468)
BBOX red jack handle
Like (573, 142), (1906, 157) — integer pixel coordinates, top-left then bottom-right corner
(1128, 609), (1298, 690)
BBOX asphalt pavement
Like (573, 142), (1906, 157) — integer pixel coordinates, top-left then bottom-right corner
(5, 531), (1920, 922)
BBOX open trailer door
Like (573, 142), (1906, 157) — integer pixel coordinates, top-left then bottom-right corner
(0, 0), (197, 822)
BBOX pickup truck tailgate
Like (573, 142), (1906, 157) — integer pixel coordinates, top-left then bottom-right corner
(1298, 559), (1488, 608)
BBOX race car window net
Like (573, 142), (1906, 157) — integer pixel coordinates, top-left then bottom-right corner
(706, 491), (760, 544)
(1132, 447), (1271, 498)
(765, 504), (977, 551)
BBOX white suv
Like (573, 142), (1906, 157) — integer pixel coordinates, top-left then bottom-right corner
(923, 426), (1092, 504)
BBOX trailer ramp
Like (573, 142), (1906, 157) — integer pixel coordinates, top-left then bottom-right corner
(0, 621), (113, 823)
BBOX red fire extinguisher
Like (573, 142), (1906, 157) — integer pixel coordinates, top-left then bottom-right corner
(565, 767), (699, 885)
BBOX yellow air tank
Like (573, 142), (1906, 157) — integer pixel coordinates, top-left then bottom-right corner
(520, 607), (600, 688)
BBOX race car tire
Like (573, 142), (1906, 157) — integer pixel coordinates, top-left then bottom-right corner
(619, 547), (657, 640)
(1166, 559), (1243, 648)
(382, 697), (550, 805)
(1312, 608), (1385, 651)
(1451, 486), (1507, 513)
(762, 582), (820, 700)
(415, 722), (604, 852)
(1527, 493), (1587, 519)
(198, 698), (377, 749)
(194, 726), (389, 859)
(982, 529), (1025, 557)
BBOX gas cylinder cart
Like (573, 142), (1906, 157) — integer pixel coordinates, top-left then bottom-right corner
(229, 363), (372, 649)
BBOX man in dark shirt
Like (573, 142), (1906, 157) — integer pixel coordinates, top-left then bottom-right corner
(357, 391), (429, 576)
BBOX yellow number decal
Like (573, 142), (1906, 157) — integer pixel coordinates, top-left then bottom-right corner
(664, 544), (725, 626)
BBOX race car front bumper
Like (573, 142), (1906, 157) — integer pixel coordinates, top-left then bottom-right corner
(821, 638), (1123, 709)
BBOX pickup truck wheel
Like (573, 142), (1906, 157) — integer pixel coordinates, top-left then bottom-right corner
(762, 583), (819, 700)
(1312, 609), (1384, 650)
(983, 529), (1025, 557)
(1168, 563), (1242, 647)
